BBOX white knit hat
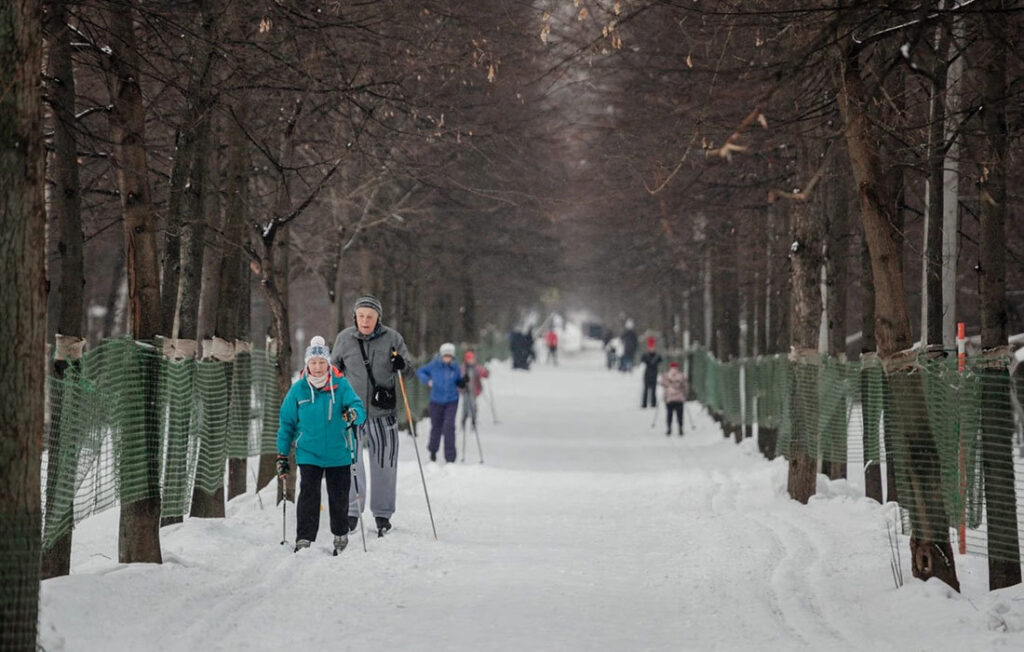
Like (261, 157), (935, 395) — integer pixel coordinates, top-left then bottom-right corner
(304, 336), (331, 364)
(439, 342), (456, 357)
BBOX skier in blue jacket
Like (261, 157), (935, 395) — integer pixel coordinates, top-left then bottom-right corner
(416, 342), (466, 462)
(277, 336), (366, 554)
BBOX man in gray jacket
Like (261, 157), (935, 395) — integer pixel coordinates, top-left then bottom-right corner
(331, 295), (414, 537)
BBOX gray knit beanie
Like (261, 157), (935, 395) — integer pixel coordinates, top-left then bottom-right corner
(353, 295), (383, 319)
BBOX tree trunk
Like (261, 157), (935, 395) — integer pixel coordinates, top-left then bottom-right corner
(859, 227), (883, 502)
(941, 16), (964, 348)
(712, 213), (741, 442)
(825, 168), (849, 480)
(104, 2), (164, 565)
(922, 22), (949, 348)
(41, 0), (84, 579)
(220, 101), (254, 499)
(786, 181), (823, 504)
(0, 1), (45, 645)
(161, 128), (188, 336)
(836, 43), (957, 591)
(975, 8), (1020, 590)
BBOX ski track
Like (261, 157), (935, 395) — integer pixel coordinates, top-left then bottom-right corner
(750, 509), (850, 649)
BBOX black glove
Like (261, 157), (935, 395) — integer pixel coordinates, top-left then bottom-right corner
(391, 352), (406, 372)
(275, 454), (289, 478)
(342, 407), (358, 423)
(456, 377), (468, 389)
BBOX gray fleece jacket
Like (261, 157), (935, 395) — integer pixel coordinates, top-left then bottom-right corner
(330, 324), (413, 420)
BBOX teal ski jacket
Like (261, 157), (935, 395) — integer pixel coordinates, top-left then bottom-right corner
(277, 367), (366, 467)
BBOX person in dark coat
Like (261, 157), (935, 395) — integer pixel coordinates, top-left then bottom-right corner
(620, 320), (638, 372)
(639, 336), (662, 408)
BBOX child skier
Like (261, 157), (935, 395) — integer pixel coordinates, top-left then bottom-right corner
(659, 361), (690, 436)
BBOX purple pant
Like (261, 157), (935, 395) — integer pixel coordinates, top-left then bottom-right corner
(428, 401), (459, 462)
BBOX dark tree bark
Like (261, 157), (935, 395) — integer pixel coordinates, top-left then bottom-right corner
(41, 0), (84, 580)
(785, 160), (824, 504)
(103, 1), (164, 565)
(836, 41), (958, 591)
(220, 104), (253, 500)
(0, 0), (45, 646)
(712, 213), (742, 442)
(824, 169), (849, 481)
(975, 6), (1020, 590)
(860, 227), (884, 503)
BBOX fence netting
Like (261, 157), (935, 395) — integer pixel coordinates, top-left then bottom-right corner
(41, 338), (280, 549)
(40, 335), (512, 551)
(686, 347), (1024, 564)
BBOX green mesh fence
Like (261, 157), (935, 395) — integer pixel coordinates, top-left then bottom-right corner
(686, 347), (1024, 566)
(41, 338), (281, 549)
(41, 335), (506, 550)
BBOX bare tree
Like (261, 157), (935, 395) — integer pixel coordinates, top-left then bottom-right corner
(0, 0), (46, 646)
(102, 0), (165, 564)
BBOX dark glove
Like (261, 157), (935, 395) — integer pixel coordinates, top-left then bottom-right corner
(456, 377), (468, 389)
(342, 407), (358, 424)
(391, 352), (406, 372)
(275, 454), (289, 478)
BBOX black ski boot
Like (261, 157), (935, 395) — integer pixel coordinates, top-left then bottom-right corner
(333, 534), (349, 556)
(375, 517), (392, 538)
(348, 515), (359, 533)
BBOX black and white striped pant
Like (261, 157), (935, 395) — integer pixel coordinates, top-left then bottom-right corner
(348, 415), (399, 519)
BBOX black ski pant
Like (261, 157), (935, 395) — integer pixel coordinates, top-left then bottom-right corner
(297, 464), (351, 542)
(666, 401), (684, 434)
(641, 378), (657, 408)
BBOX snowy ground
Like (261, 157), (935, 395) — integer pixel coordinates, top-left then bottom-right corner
(39, 345), (1024, 651)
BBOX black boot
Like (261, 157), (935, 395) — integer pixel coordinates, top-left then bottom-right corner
(348, 515), (359, 533)
(375, 516), (392, 537)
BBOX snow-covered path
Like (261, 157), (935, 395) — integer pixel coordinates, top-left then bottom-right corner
(39, 346), (1024, 651)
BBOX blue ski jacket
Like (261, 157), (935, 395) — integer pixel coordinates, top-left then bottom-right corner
(416, 356), (464, 404)
(277, 367), (366, 467)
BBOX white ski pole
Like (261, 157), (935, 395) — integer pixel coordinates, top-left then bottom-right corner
(484, 378), (499, 424)
(344, 423), (367, 552)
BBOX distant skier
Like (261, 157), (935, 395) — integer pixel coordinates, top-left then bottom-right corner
(620, 320), (638, 372)
(510, 329), (534, 370)
(640, 336), (662, 408)
(417, 343), (467, 462)
(544, 329), (559, 365)
(276, 336), (366, 554)
(605, 341), (618, 370)
(459, 350), (490, 432)
(659, 361), (690, 435)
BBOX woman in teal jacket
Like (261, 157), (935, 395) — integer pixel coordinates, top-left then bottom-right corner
(277, 336), (366, 554)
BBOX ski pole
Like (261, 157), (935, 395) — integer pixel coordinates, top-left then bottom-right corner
(484, 378), (499, 424)
(471, 421), (484, 464)
(460, 421), (467, 463)
(344, 423), (368, 552)
(395, 356), (438, 540)
(279, 476), (287, 546)
(684, 401), (697, 431)
(460, 401), (468, 463)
